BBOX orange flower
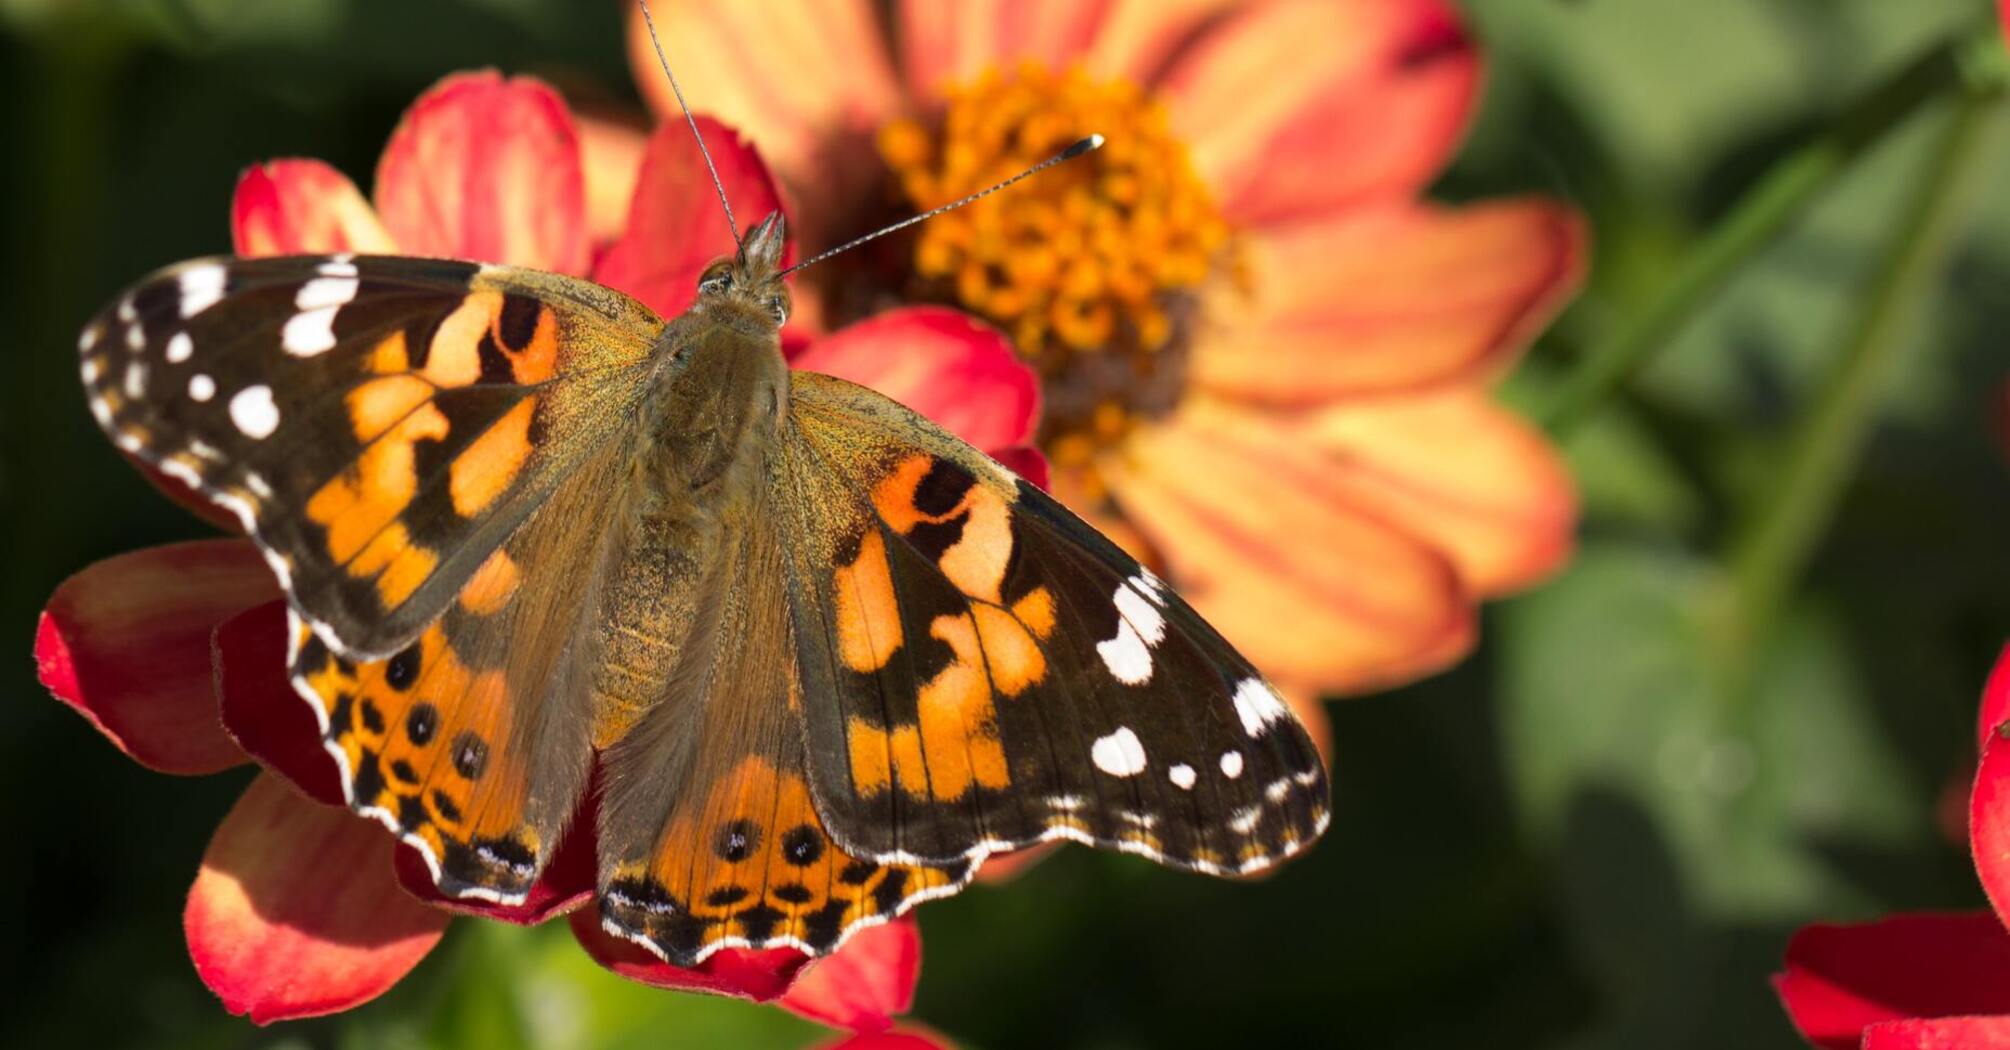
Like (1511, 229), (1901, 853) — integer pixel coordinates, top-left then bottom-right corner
(627, 0), (1585, 704)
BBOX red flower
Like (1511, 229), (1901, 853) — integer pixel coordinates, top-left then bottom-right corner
(625, 0), (1584, 714)
(38, 70), (1043, 1026)
(1774, 642), (2010, 1049)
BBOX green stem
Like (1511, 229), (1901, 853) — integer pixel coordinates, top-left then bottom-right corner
(1722, 85), (2002, 688)
(1539, 20), (2008, 435)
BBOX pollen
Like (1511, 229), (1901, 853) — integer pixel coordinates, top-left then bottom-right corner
(879, 64), (1232, 466)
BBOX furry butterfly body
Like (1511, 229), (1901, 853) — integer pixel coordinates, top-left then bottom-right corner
(79, 210), (1329, 965)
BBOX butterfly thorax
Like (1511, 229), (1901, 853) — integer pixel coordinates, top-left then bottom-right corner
(635, 212), (792, 510)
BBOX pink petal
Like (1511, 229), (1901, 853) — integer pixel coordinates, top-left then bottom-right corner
(1191, 199), (1586, 403)
(1773, 913), (2010, 1050)
(232, 159), (398, 257)
(779, 918), (921, 1032)
(1976, 642), (2010, 754)
(374, 70), (589, 274)
(624, 0), (900, 217)
(1863, 1017), (2010, 1050)
(593, 114), (787, 319)
(1160, 0), (1479, 226)
(1106, 403), (1472, 692)
(37, 541), (275, 775)
(567, 908), (810, 1001)
(1294, 388), (1577, 596)
(991, 446), (1051, 491)
(392, 798), (597, 926)
(791, 307), (1040, 451)
(213, 601), (344, 806)
(185, 772), (450, 1024)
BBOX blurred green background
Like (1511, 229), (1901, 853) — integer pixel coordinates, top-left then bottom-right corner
(3, 0), (2009, 1047)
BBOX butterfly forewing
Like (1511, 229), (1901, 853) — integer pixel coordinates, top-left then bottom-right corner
(777, 373), (1330, 875)
(77, 255), (662, 659)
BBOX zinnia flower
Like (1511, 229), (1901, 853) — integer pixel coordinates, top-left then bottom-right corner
(37, 69), (1042, 1031)
(626, 0), (1585, 711)
(1773, 642), (2010, 1049)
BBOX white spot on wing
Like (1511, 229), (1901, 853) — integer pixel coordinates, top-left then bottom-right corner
(1090, 727), (1147, 777)
(1232, 678), (1289, 737)
(188, 374), (216, 401)
(124, 324), (145, 351)
(1097, 621), (1153, 685)
(81, 357), (102, 383)
(178, 264), (227, 317)
(282, 306), (339, 356)
(123, 361), (147, 399)
(116, 295), (136, 322)
(1169, 763), (1196, 789)
(295, 275), (359, 311)
(79, 324), (101, 351)
(1113, 579), (1165, 644)
(165, 331), (194, 363)
(1220, 750), (1244, 779)
(229, 384), (280, 438)
(317, 257), (359, 278)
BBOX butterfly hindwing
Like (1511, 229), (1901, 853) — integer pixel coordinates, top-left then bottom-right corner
(595, 490), (972, 966)
(78, 254), (663, 659)
(779, 372), (1330, 875)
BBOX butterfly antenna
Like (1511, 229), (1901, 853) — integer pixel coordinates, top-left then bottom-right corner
(636, 0), (741, 244)
(777, 134), (1104, 279)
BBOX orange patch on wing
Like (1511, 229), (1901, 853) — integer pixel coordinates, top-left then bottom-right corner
(834, 531), (903, 673)
(420, 292), (497, 388)
(640, 756), (955, 953)
(847, 716), (925, 796)
(308, 401), (448, 567)
(347, 375), (432, 440)
(497, 300), (559, 383)
(868, 454), (1017, 604)
(459, 548), (521, 615)
(915, 612), (1010, 800)
(349, 521), (438, 608)
(368, 330), (411, 375)
(450, 400), (537, 517)
(870, 454), (937, 534)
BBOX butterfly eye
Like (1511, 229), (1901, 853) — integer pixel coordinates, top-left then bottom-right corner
(698, 267), (732, 296)
(766, 294), (789, 325)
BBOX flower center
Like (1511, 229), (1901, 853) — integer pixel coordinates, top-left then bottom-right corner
(878, 64), (1232, 467)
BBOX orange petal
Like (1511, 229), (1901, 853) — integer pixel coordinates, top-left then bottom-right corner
(1192, 199), (1586, 402)
(37, 541), (275, 774)
(1079, 0), (1239, 83)
(1104, 401), (1472, 692)
(593, 114), (786, 318)
(185, 773), (449, 1023)
(625, 0), (900, 214)
(374, 70), (589, 273)
(791, 307), (1040, 452)
(231, 159), (397, 257)
(1294, 388), (1576, 596)
(1159, 0), (1479, 226)
(575, 113), (650, 250)
(897, 0), (1106, 97)
(779, 917), (920, 1032)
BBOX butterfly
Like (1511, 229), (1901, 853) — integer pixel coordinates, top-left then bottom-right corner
(77, 198), (1328, 966)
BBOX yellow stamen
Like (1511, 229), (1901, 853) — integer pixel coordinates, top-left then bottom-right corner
(879, 63), (1231, 468)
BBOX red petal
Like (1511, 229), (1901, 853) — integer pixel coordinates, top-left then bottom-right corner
(1863, 1017), (2010, 1050)
(1160, 0), (1479, 226)
(1774, 913), (2010, 1049)
(130, 455), (245, 534)
(374, 70), (589, 274)
(567, 908), (810, 1000)
(37, 541), (275, 774)
(1976, 642), (2010, 754)
(817, 1026), (958, 1050)
(991, 447), (1050, 490)
(779, 918), (921, 1032)
(213, 601), (344, 806)
(1191, 200), (1586, 403)
(624, 0), (899, 217)
(975, 841), (1060, 883)
(792, 308), (1040, 451)
(1971, 729), (2010, 930)
(232, 159), (398, 257)
(392, 797), (597, 926)
(593, 114), (787, 318)
(185, 773), (449, 1024)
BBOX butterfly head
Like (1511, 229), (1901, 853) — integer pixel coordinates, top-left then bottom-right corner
(695, 211), (790, 330)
